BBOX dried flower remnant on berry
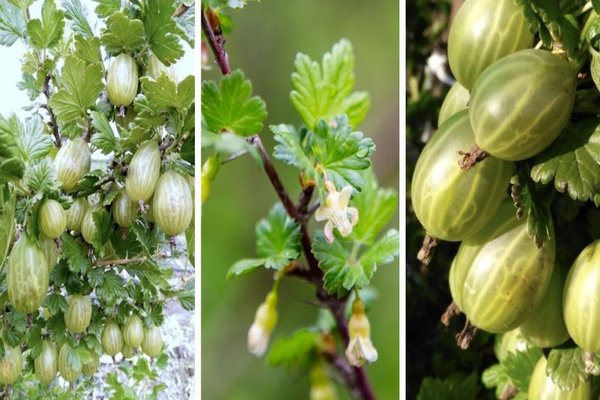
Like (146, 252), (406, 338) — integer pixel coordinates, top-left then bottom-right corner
(315, 181), (358, 243)
(247, 291), (278, 357)
(345, 297), (378, 367)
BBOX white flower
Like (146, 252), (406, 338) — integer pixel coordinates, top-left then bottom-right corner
(315, 181), (358, 243)
(247, 291), (278, 357)
(345, 298), (378, 367)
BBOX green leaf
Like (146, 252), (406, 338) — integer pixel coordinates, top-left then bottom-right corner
(94, 0), (121, 18)
(515, 1), (579, 57)
(352, 170), (397, 244)
(547, 347), (587, 391)
(142, 0), (183, 65)
(95, 270), (127, 305)
(0, 1), (27, 46)
(61, 233), (92, 274)
(503, 347), (543, 392)
(43, 292), (68, 315)
(141, 75), (195, 112)
(359, 229), (399, 271)
(271, 124), (313, 170)
(290, 39), (370, 129)
(417, 373), (479, 400)
(177, 279), (194, 311)
(2, 114), (52, 162)
(531, 119), (600, 203)
(311, 115), (375, 191)
(62, 0), (94, 38)
(91, 111), (120, 155)
(201, 70), (267, 136)
(256, 203), (301, 270)
(101, 11), (146, 54)
(482, 363), (511, 399)
(0, 117), (24, 182)
(91, 208), (112, 254)
(27, 0), (64, 49)
(74, 36), (101, 64)
(511, 169), (553, 248)
(28, 158), (60, 194)
(312, 232), (351, 296)
(49, 55), (104, 126)
(594, 0), (600, 14)
(226, 258), (264, 280)
(266, 329), (320, 371)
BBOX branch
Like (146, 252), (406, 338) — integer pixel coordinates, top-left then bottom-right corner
(322, 350), (361, 398)
(201, 8), (232, 75)
(172, 3), (190, 18)
(94, 256), (147, 267)
(41, 75), (61, 148)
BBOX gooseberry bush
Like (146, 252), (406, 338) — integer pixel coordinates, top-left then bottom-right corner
(0, 0), (194, 398)
(201, 1), (399, 399)
(410, 0), (600, 398)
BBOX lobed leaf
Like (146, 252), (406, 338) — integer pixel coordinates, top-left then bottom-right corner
(101, 11), (146, 54)
(266, 329), (320, 371)
(201, 70), (267, 136)
(271, 124), (313, 170)
(142, 0), (184, 65)
(290, 39), (370, 129)
(546, 347), (587, 391)
(255, 203), (301, 270)
(141, 75), (195, 112)
(62, 0), (94, 38)
(27, 0), (65, 49)
(0, 0), (27, 46)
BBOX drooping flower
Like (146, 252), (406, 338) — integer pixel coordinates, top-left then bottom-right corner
(247, 291), (278, 357)
(345, 297), (378, 367)
(315, 181), (358, 243)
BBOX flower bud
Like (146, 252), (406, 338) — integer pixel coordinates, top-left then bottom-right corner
(345, 297), (378, 367)
(247, 291), (278, 357)
(310, 364), (338, 400)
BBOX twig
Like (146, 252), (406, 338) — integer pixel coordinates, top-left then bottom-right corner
(172, 3), (190, 18)
(94, 256), (147, 267)
(250, 133), (375, 399)
(41, 75), (61, 148)
(322, 350), (361, 398)
(201, 8), (232, 75)
(441, 301), (461, 326)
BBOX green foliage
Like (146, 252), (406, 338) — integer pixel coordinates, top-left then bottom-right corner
(101, 11), (146, 54)
(511, 169), (553, 247)
(546, 347), (588, 391)
(142, 0), (184, 65)
(0, 1), (27, 46)
(227, 203), (301, 279)
(531, 119), (600, 203)
(417, 373), (480, 400)
(201, 70), (267, 135)
(27, 0), (64, 49)
(267, 329), (321, 371)
(290, 39), (370, 129)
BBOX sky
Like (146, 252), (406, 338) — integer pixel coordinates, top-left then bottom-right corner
(0, 0), (194, 119)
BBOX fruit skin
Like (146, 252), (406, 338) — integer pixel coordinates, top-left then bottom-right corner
(563, 239), (600, 352)
(411, 111), (514, 241)
(147, 53), (177, 81)
(470, 49), (577, 161)
(39, 199), (67, 239)
(438, 82), (469, 126)
(58, 343), (81, 382)
(123, 314), (144, 348)
(0, 346), (22, 385)
(81, 206), (99, 245)
(153, 170), (193, 236)
(34, 340), (57, 384)
(66, 198), (87, 232)
(142, 326), (163, 357)
(528, 356), (591, 399)
(448, 0), (533, 90)
(64, 294), (92, 334)
(449, 201), (555, 333)
(519, 264), (569, 348)
(54, 138), (91, 192)
(125, 141), (161, 203)
(102, 321), (123, 357)
(39, 235), (58, 273)
(82, 351), (99, 376)
(493, 329), (533, 363)
(121, 344), (135, 359)
(7, 236), (49, 313)
(112, 190), (137, 228)
(107, 53), (138, 107)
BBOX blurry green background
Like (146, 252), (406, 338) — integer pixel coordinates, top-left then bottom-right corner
(201, 1), (399, 399)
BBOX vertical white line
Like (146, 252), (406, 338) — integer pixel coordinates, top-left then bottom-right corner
(399, 0), (407, 399)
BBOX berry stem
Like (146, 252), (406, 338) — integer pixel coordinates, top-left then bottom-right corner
(458, 144), (487, 170)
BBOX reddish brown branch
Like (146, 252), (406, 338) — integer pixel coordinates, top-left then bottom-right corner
(201, 8), (232, 75)
(41, 75), (61, 148)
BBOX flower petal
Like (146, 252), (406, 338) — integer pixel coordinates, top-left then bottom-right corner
(324, 221), (335, 243)
(315, 205), (333, 221)
(338, 186), (353, 207)
(247, 323), (269, 357)
(347, 207), (359, 227)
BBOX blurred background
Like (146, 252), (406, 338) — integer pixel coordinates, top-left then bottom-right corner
(201, 1), (399, 398)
